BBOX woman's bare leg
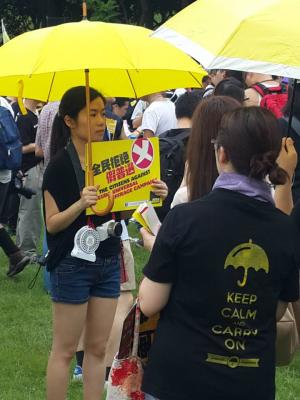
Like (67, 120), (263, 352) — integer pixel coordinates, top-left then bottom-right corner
(83, 297), (118, 400)
(46, 302), (87, 400)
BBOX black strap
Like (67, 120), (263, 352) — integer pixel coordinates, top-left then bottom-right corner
(161, 129), (190, 142)
(252, 81), (284, 96)
(28, 265), (42, 289)
(283, 116), (300, 137)
(66, 140), (85, 192)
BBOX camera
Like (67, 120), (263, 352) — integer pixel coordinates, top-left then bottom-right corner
(13, 171), (36, 199)
(96, 220), (123, 241)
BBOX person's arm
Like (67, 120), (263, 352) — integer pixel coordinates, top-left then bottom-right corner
(139, 208), (180, 316)
(276, 301), (288, 321)
(274, 137), (297, 215)
(244, 88), (260, 107)
(151, 179), (168, 200)
(143, 129), (154, 138)
(22, 143), (35, 154)
(140, 227), (156, 252)
(132, 116), (143, 130)
(35, 144), (44, 158)
(139, 277), (172, 317)
(44, 185), (98, 234)
(141, 107), (158, 138)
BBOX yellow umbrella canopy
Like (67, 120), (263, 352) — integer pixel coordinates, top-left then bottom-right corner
(154, 0), (300, 79)
(0, 20), (205, 101)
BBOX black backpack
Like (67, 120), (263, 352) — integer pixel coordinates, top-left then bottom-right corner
(157, 128), (190, 221)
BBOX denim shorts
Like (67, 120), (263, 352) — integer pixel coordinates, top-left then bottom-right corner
(50, 253), (120, 304)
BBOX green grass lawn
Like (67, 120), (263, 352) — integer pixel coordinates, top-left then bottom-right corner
(0, 227), (299, 399)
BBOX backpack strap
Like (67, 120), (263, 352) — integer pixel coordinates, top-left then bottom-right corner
(66, 139), (85, 192)
(252, 82), (284, 96)
(283, 116), (300, 137)
(251, 82), (268, 97)
(165, 129), (190, 142)
(160, 130), (190, 156)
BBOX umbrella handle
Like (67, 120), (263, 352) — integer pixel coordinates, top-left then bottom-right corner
(82, 1), (87, 20)
(238, 268), (248, 287)
(91, 192), (115, 216)
(17, 80), (27, 115)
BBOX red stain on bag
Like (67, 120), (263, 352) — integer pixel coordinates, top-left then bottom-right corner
(110, 357), (145, 400)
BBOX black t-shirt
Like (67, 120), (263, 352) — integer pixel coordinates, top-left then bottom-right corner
(42, 148), (120, 270)
(291, 199), (300, 231)
(142, 189), (300, 400)
(16, 109), (41, 172)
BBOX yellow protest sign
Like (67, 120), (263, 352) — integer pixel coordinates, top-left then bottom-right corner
(86, 137), (161, 214)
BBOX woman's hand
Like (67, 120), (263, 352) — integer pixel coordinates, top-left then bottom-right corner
(140, 227), (156, 252)
(151, 179), (168, 200)
(277, 137), (298, 182)
(79, 185), (99, 210)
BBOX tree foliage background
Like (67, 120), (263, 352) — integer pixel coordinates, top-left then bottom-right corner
(0, 0), (195, 41)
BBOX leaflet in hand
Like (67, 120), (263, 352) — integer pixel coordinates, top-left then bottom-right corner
(132, 202), (161, 235)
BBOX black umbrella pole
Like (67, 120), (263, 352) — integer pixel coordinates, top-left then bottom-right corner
(287, 78), (297, 136)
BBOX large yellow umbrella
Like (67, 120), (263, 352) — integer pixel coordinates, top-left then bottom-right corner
(0, 18), (205, 215)
(154, 0), (300, 79)
(0, 20), (205, 101)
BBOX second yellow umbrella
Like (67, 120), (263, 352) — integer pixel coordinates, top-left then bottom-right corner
(154, 0), (300, 79)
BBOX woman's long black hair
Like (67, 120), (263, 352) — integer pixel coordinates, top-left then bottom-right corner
(50, 86), (105, 159)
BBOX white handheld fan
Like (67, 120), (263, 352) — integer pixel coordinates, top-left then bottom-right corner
(71, 226), (100, 262)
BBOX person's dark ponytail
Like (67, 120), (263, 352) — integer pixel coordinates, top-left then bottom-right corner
(217, 107), (288, 185)
(50, 86), (105, 159)
(50, 114), (70, 159)
(249, 151), (287, 185)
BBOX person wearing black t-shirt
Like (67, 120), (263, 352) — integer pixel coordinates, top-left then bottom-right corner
(139, 107), (300, 400)
(156, 90), (203, 221)
(43, 87), (120, 400)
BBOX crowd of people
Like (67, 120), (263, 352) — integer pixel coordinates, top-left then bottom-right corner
(0, 68), (299, 400)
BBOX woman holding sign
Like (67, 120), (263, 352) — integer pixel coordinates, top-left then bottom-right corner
(43, 86), (167, 400)
(139, 107), (299, 400)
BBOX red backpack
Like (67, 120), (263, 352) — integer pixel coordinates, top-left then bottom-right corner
(251, 82), (288, 118)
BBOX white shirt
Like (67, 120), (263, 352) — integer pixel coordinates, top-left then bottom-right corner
(203, 84), (215, 98)
(0, 97), (13, 116)
(131, 100), (148, 120)
(141, 99), (177, 136)
(171, 186), (188, 208)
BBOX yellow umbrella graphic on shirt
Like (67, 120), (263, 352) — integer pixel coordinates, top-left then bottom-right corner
(224, 240), (269, 287)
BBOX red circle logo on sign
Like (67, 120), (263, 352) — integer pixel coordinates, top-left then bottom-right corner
(131, 138), (154, 170)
